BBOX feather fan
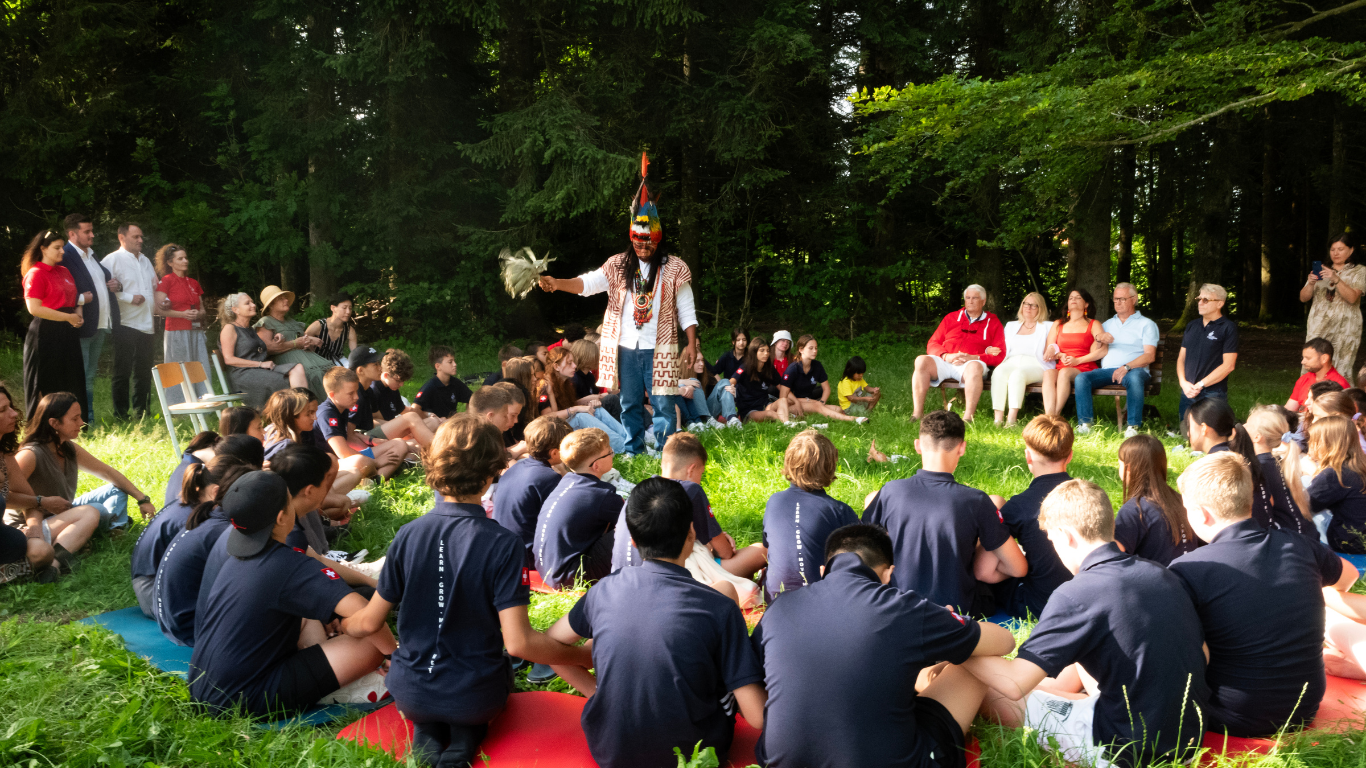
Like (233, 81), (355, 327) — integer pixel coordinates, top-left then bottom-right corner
(499, 247), (554, 299)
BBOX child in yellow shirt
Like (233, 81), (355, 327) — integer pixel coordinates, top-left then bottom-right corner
(837, 356), (881, 415)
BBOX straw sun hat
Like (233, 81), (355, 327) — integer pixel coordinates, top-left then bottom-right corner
(258, 285), (296, 314)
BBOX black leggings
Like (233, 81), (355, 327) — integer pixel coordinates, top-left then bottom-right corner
(410, 721), (489, 768)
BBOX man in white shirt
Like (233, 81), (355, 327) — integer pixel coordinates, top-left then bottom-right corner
(60, 214), (122, 423)
(1074, 282), (1159, 437)
(101, 224), (159, 420)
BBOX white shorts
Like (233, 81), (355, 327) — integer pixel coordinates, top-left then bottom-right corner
(926, 356), (988, 387)
(1023, 690), (1115, 768)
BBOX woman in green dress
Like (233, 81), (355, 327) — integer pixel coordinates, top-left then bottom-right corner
(254, 285), (334, 398)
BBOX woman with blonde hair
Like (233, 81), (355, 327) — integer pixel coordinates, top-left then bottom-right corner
(1308, 415), (1366, 553)
(1244, 405), (1315, 538)
(990, 292), (1053, 426)
(217, 293), (307, 407)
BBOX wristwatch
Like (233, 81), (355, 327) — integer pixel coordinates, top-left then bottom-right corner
(34, 495), (42, 509)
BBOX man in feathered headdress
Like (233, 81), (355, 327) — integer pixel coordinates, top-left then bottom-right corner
(538, 153), (698, 456)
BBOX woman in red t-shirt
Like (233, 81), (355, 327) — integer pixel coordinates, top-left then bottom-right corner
(154, 244), (212, 404)
(20, 230), (88, 423)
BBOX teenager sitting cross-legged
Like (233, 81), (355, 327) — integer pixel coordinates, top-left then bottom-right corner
(342, 414), (592, 768)
(492, 416), (572, 567)
(131, 460), (219, 618)
(752, 524), (1016, 768)
(1169, 452), (1357, 738)
(964, 478), (1210, 768)
(863, 410), (1027, 617)
(314, 367), (405, 480)
(533, 428), (623, 589)
(189, 471), (396, 718)
(762, 430), (859, 601)
(546, 477), (767, 768)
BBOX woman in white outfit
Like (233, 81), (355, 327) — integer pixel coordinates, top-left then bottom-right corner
(991, 292), (1053, 427)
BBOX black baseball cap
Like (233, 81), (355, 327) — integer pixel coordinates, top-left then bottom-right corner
(348, 346), (383, 369)
(225, 471), (292, 558)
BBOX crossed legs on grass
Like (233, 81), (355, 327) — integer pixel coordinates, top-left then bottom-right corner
(377, 412), (436, 449)
(744, 397), (792, 424)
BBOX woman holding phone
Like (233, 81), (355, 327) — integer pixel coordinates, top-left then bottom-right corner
(1300, 232), (1363, 381)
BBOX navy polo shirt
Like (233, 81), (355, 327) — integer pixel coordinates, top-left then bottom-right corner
(189, 540), (354, 716)
(994, 472), (1073, 619)
(1309, 467), (1366, 554)
(1018, 543), (1209, 768)
(153, 508), (234, 646)
(762, 484), (859, 601)
(492, 457), (564, 566)
(734, 368), (780, 417)
(414, 375), (471, 418)
(781, 361), (828, 401)
(130, 500), (195, 579)
(863, 469), (1011, 614)
(612, 479), (722, 572)
(1114, 497), (1201, 566)
(264, 435), (300, 463)
(164, 451), (202, 507)
(751, 552), (981, 767)
(712, 350), (744, 380)
(369, 380), (406, 422)
(1207, 444), (1273, 528)
(572, 370), (597, 399)
(348, 385), (376, 431)
(313, 398), (349, 454)
(380, 501), (530, 722)
(194, 527), (234, 627)
(533, 472), (624, 589)
(1169, 518), (1343, 736)
(1180, 315), (1238, 395)
(568, 560), (763, 768)
(1259, 453), (1315, 538)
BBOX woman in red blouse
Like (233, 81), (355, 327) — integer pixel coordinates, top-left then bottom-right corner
(153, 244), (211, 404)
(20, 230), (88, 423)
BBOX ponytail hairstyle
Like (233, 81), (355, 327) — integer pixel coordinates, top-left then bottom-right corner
(185, 430), (221, 455)
(1245, 405), (1311, 519)
(184, 455), (254, 529)
(1118, 434), (1195, 546)
(1187, 398), (1263, 485)
(179, 461), (217, 506)
(1308, 415), (1366, 494)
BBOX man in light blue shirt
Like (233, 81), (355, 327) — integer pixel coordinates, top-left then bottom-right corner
(1075, 283), (1159, 436)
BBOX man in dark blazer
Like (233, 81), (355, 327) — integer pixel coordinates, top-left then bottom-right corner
(60, 213), (121, 422)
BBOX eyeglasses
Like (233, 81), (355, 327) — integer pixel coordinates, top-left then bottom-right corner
(590, 452), (613, 466)
(1197, 297), (1219, 304)
(1113, 295), (1136, 302)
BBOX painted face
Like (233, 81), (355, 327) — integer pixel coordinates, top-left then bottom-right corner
(631, 241), (658, 261)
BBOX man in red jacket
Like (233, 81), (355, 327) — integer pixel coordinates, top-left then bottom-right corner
(912, 284), (1006, 422)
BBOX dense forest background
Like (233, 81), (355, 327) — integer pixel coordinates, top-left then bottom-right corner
(1, 0), (1364, 342)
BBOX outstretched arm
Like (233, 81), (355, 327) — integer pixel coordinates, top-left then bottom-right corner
(538, 276), (585, 295)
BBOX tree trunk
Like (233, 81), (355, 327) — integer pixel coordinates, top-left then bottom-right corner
(678, 40), (702, 283)
(1328, 101), (1349, 239)
(305, 10), (338, 303)
(1067, 154), (1114, 320)
(1116, 146), (1135, 285)
(1259, 123), (1275, 321)
(1176, 119), (1236, 327)
(971, 170), (1004, 313)
(1240, 186), (1260, 319)
(1153, 144), (1175, 314)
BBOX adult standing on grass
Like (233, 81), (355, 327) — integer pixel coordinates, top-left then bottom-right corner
(153, 243), (211, 405)
(1177, 284), (1239, 426)
(217, 293), (308, 408)
(0, 383), (60, 582)
(305, 291), (359, 365)
(255, 284), (333, 398)
(15, 392), (155, 539)
(910, 284), (1005, 423)
(1074, 283), (1159, 437)
(61, 214), (120, 422)
(19, 230), (87, 424)
(102, 223), (158, 421)
(1300, 232), (1362, 382)
(536, 154), (698, 456)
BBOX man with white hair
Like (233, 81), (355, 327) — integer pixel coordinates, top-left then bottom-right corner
(1074, 283), (1159, 437)
(911, 284), (1005, 421)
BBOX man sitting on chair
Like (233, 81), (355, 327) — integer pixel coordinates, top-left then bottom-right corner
(911, 284), (1005, 422)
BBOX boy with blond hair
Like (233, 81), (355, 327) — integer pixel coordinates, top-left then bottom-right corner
(533, 428), (622, 589)
(762, 430), (859, 601)
(1170, 452), (1357, 737)
(964, 478), (1209, 768)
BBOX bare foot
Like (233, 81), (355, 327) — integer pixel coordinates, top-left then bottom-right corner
(868, 440), (889, 463)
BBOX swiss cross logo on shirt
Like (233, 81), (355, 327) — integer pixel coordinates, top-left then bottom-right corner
(293, 547), (306, 553)
(416, 391), (424, 399)
(996, 507), (1005, 524)
(328, 417), (339, 427)
(348, 404), (358, 414)
(539, 395), (548, 403)
(321, 567), (340, 580)
(947, 607), (967, 625)
(521, 567), (530, 586)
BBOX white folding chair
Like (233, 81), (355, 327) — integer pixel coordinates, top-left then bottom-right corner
(152, 363), (223, 456)
(211, 351), (236, 398)
(182, 361), (244, 406)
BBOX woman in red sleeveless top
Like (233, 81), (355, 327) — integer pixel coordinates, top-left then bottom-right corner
(1042, 289), (1108, 416)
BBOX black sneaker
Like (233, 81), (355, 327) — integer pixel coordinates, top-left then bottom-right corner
(527, 664), (558, 684)
(52, 544), (78, 574)
(35, 565), (60, 584)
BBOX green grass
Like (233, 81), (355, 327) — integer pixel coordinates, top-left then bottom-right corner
(0, 331), (1357, 767)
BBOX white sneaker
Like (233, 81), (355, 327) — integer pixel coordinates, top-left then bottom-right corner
(811, 423), (829, 429)
(602, 468), (623, 484)
(686, 421), (707, 434)
(1124, 426), (1139, 439)
(324, 550), (351, 562)
(854, 417), (868, 425)
(726, 417), (743, 430)
(783, 421), (801, 428)
(707, 418), (726, 430)
(346, 489), (371, 508)
(347, 557), (385, 579)
(319, 669), (389, 705)
(1076, 423), (1092, 435)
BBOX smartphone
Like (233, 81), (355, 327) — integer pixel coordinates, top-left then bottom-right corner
(1313, 261), (1323, 277)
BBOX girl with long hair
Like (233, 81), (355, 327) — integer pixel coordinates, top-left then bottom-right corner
(1308, 415), (1366, 554)
(539, 347), (629, 453)
(1244, 405), (1314, 538)
(679, 350), (737, 430)
(1186, 397), (1274, 528)
(1042, 289), (1107, 416)
(734, 337), (792, 424)
(780, 335), (866, 424)
(502, 357), (542, 433)
(130, 457), (224, 617)
(218, 405), (264, 441)
(1115, 434), (1200, 565)
(19, 229), (87, 423)
(153, 242), (212, 404)
(261, 387), (363, 521)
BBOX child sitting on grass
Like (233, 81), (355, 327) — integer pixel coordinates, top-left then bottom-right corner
(414, 344), (472, 419)
(837, 355), (881, 416)
(492, 415), (573, 566)
(348, 346), (434, 449)
(342, 414), (591, 768)
(1308, 415), (1366, 553)
(534, 428), (623, 589)
(1114, 434), (1200, 565)
(546, 476), (767, 768)
(132, 460), (219, 618)
(218, 406), (264, 441)
(863, 410), (1027, 617)
(1170, 452), (1356, 737)
(314, 367), (406, 480)
(262, 387), (363, 522)
(964, 478), (1210, 768)
(371, 348), (443, 431)
(780, 334), (866, 424)
(762, 430), (859, 601)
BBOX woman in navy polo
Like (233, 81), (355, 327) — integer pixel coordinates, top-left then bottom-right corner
(1187, 397), (1274, 529)
(734, 337), (793, 424)
(343, 414), (591, 767)
(779, 334), (866, 425)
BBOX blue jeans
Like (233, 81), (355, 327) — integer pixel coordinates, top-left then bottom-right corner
(706, 380), (738, 420)
(569, 410), (630, 454)
(617, 347), (677, 455)
(75, 483), (128, 531)
(1179, 389), (1227, 426)
(80, 328), (108, 422)
(1075, 367), (1151, 426)
(681, 388), (711, 423)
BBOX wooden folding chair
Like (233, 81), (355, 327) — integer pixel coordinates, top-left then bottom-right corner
(182, 361), (245, 406)
(152, 363), (223, 456)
